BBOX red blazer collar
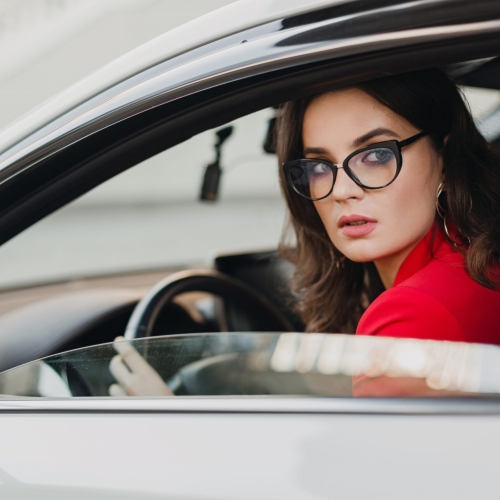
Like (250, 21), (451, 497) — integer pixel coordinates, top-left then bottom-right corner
(393, 224), (456, 287)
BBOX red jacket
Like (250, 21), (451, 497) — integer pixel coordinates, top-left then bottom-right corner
(356, 226), (500, 344)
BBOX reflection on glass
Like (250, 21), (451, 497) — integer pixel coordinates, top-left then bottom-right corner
(0, 333), (499, 398)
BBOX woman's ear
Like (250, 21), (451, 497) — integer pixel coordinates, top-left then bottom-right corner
(438, 135), (448, 182)
(439, 163), (446, 185)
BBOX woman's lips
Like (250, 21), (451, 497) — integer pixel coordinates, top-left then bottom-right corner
(338, 214), (377, 237)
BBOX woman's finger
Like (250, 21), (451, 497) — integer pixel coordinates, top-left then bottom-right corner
(110, 337), (174, 397)
(109, 354), (133, 388)
(109, 383), (127, 397)
(113, 337), (151, 373)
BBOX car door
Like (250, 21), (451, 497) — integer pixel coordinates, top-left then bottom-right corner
(1, 333), (500, 499)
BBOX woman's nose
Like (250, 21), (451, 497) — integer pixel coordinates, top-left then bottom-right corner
(331, 167), (364, 202)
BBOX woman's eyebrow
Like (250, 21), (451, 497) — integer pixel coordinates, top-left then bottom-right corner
(303, 146), (329, 156)
(303, 128), (401, 156)
(351, 127), (399, 147)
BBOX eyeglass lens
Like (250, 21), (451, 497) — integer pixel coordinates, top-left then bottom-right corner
(288, 146), (397, 199)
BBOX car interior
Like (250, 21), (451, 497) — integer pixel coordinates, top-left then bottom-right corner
(0, 53), (500, 376)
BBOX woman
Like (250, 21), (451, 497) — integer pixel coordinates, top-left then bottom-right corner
(109, 69), (500, 397)
(278, 69), (500, 342)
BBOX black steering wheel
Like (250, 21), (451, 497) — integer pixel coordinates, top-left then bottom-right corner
(124, 269), (294, 340)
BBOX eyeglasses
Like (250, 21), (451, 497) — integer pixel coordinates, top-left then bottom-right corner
(283, 131), (426, 201)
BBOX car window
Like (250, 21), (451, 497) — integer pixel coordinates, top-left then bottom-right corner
(1, 333), (500, 398)
(0, 85), (498, 291)
(462, 85), (500, 141)
(462, 85), (500, 120)
(0, 108), (285, 288)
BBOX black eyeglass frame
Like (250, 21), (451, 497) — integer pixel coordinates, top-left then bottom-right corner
(283, 131), (427, 201)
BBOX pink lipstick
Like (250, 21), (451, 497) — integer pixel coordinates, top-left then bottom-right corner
(338, 214), (377, 237)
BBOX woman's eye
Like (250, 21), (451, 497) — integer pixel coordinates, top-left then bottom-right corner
(362, 148), (394, 165)
(309, 162), (329, 176)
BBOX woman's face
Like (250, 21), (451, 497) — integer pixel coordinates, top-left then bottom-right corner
(303, 89), (443, 279)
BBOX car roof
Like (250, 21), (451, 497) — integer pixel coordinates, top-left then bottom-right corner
(0, 0), (339, 157)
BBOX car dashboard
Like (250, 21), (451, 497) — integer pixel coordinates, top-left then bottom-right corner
(0, 250), (300, 373)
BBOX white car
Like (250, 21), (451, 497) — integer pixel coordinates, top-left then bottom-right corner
(0, 0), (500, 498)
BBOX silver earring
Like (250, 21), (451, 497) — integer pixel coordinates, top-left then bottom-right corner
(436, 182), (446, 219)
(443, 215), (461, 246)
(435, 182), (470, 247)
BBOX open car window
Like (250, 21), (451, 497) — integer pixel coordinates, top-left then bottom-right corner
(2, 333), (500, 398)
(0, 83), (499, 291)
(0, 108), (283, 289)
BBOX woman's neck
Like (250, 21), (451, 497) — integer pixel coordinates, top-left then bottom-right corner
(374, 244), (418, 289)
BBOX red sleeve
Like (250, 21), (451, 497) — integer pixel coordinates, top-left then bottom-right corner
(356, 286), (466, 342)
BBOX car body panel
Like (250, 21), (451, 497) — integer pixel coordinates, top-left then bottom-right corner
(0, 406), (499, 498)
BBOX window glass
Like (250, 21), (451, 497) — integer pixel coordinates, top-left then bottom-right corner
(1, 333), (500, 398)
(462, 86), (500, 119)
(462, 85), (500, 141)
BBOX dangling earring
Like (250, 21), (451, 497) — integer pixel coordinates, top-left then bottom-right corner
(435, 182), (447, 219)
(435, 182), (470, 247)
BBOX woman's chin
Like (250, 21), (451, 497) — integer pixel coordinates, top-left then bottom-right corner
(336, 243), (385, 264)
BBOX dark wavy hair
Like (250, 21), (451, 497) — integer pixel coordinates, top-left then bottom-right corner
(277, 68), (500, 333)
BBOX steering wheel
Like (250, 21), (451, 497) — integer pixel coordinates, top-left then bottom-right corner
(124, 269), (294, 340)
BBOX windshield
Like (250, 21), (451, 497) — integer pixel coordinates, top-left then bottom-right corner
(1, 333), (500, 398)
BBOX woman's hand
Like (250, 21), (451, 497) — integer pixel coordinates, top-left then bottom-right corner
(109, 336), (173, 397)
